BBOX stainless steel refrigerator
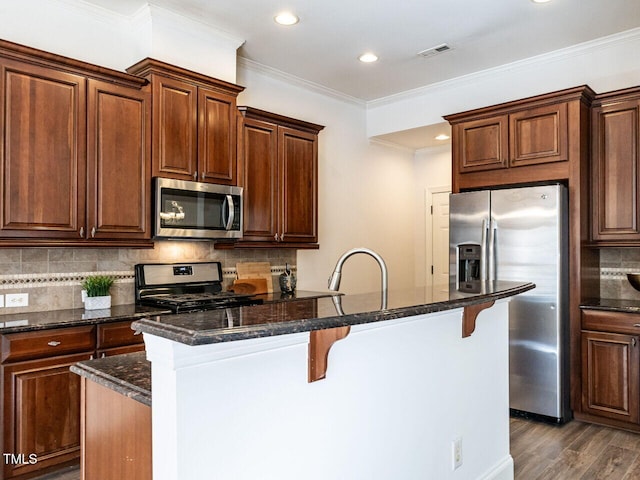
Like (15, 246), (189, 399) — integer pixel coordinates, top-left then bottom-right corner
(449, 184), (569, 423)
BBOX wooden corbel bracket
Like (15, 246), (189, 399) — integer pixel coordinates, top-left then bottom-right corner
(462, 301), (495, 338)
(308, 326), (351, 382)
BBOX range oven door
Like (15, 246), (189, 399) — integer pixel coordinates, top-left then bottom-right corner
(154, 178), (243, 239)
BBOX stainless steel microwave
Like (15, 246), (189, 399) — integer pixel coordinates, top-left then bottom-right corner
(154, 177), (243, 240)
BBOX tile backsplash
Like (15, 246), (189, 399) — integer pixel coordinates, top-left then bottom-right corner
(600, 248), (640, 300)
(0, 242), (295, 314)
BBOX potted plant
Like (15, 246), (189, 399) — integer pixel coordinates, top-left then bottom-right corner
(81, 275), (114, 310)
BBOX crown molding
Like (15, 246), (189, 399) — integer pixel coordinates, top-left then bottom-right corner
(237, 56), (365, 107)
(367, 26), (640, 109)
(368, 137), (417, 154)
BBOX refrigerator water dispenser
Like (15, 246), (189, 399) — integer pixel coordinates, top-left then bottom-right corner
(458, 243), (482, 293)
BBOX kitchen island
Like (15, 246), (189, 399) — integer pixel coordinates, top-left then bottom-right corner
(74, 281), (533, 480)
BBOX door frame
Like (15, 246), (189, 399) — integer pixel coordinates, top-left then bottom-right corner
(425, 185), (451, 287)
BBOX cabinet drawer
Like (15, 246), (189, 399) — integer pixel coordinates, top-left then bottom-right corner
(581, 309), (640, 335)
(97, 321), (144, 349)
(1, 325), (96, 363)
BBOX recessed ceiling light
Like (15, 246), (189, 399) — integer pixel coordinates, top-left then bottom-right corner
(435, 134), (450, 141)
(358, 52), (378, 63)
(531, 0), (551, 3)
(274, 12), (299, 26)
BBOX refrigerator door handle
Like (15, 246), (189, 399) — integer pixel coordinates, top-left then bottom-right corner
(488, 218), (498, 281)
(481, 217), (489, 281)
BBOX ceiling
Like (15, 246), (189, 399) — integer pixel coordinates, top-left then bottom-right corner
(84, 0), (639, 149)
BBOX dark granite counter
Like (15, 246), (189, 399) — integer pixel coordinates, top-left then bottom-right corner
(132, 281), (535, 346)
(74, 282), (533, 405)
(581, 298), (640, 314)
(71, 351), (151, 406)
(0, 304), (171, 334)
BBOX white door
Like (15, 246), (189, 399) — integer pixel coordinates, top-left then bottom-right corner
(430, 191), (450, 287)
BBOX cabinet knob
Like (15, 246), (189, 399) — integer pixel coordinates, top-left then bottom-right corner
(79, 227), (84, 237)
(47, 341), (61, 347)
(91, 227), (96, 238)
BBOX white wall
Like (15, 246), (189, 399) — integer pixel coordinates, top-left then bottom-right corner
(412, 145), (452, 287)
(237, 65), (417, 294)
(367, 27), (640, 137)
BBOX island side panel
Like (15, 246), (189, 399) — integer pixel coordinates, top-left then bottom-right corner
(144, 300), (512, 480)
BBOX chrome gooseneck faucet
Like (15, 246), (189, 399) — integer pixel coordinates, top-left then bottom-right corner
(328, 247), (388, 310)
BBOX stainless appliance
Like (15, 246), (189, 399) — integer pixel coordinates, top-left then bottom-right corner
(449, 184), (569, 423)
(154, 177), (243, 240)
(135, 262), (261, 313)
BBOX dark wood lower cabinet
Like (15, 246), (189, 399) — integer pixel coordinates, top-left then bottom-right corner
(1, 352), (92, 480)
(1, 321), (146, 479)
(581, 330), (640, 425)
(80, 379), (151, 480)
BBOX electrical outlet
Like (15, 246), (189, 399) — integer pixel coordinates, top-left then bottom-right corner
(6, 293), (28, 308)
(0, 295), (4, 308)
(452, 437), (463, 470)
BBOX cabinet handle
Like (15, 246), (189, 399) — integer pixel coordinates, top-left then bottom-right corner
(100, 352), (106, 359)
(634, 324), (640, 328)
(79, 227), (84, 237)
(202, 172), (206, 180)
(89, 354), (94, 360)
(47, 341), (61, 347)
(91, 227), (96, 238)
(633, 338), (637, 348)
(280, 233), (285, 241)
(274, 233), (279, 242)
(193, 172), (198, 180)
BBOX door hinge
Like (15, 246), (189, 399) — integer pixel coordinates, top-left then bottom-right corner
(430, 205), (433, 215)
(431, 265), (434, 275)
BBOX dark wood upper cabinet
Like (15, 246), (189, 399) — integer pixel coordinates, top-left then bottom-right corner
(127, 59), (244, 185)
(590, 88), (640, 244)
(0, 57), (86, 240)
(455, 115), (508, 172)
(445, 86), (593, 192)
(87, 79), (151, 241)
(509, 102), (568, 167)
(226, 107), (323, 249)
(0, 39), (152, 247)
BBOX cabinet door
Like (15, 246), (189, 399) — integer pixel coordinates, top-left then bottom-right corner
(591, 99), (640, 242)
(2, 352), (92, 479)
(0, 58), (86, 239)
(238, 117), (278, 241)
(198, 87), (237, 184)
(455, 115), (508, 173)
(279, 126), (318, 243)
(87, 79), (151, 240)
(150, 75), (197, 180)
(581, 330), (640, 424)
(509, 103), (568, 167)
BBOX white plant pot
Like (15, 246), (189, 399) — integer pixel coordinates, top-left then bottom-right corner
(83, 294), (111, 310)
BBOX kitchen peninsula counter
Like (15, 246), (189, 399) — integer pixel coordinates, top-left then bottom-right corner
(131, 280), (534, 345)
(75, 281), (533, 480)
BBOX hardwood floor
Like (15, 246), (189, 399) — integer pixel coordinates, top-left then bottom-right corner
(29, 418), (640, 480)
(511, 417), (640, 479)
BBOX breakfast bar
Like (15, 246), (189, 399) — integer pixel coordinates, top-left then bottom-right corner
(73, 281), (533, 480)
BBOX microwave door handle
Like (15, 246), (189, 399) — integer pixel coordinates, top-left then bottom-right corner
(224, 195), (235, 230)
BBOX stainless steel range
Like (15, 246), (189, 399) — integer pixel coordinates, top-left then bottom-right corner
(135, 262), (262, 313)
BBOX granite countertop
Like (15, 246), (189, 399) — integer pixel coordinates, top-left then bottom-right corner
(0, 304), (171, 334)
(581, 298), (640, 314)
(0, 291), (334, 335)
(75, 281), (534, 405)
(132, 281), (535, 346)
(71, 351), (151, 406)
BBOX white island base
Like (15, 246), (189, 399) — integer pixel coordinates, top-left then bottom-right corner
(144, 300), (513, 480)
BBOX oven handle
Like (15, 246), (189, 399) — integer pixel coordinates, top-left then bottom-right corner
(223, 195), (235, 231)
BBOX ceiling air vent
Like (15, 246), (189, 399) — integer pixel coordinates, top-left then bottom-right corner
(418, 43), (451, 58)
